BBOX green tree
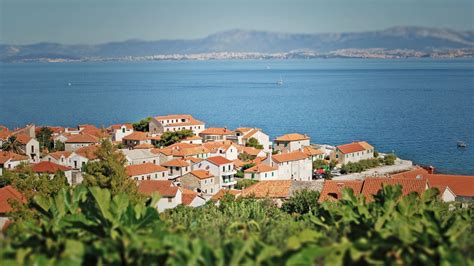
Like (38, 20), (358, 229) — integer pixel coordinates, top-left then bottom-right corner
(37, 127), (53, 151)
(245, 137), (264, 149)
(133, 117), (152, 132)
(1, 136), (22, 153)
(312, 159), (326, 170)
(235, 179), (258, 189)
(159, 129), (194, 147)
(281, 189), (320, 215)
(53, 140), (65, 151)
(82, 140), (142, 202)
(383, 153), (397, 165)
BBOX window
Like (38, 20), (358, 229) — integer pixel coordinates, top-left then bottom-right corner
(272, 172), (274, 177)
(122, 128), (125, 133)
(168, 197), (172, 203)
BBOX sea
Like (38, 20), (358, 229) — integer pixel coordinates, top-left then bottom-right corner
(0, 59), (473, 174)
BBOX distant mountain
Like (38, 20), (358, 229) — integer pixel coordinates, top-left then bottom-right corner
(1, 26), (473, 61)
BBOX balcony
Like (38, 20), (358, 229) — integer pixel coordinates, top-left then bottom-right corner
(222, 170), (237, 176)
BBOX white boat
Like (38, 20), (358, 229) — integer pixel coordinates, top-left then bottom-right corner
(276, 76), (283, 85)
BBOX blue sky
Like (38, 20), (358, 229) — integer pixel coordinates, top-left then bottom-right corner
(1, 0), (473, 44)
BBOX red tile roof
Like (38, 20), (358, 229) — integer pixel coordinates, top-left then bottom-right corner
(361, 177), (427, 202)
(272, 151), (309, 163)
(275, 133), (309, 142)
(337, 141), (373, 154)
(47, 151), (72, 160)
(138, 180), (179, 197)
(244, 164), (278, 173)
(427, 174), (474, 197)
(200, 127), (235, 135)
(242, 180), (293, 198)
(302, 146), (325, 156)
(126, 163), (167, 177)
(319, 180), (364, 202)
(75, 145), (99, 160)
(0, 151), (29, 164)
(161, 158), (190, 167)
(0, 186), (26, 213)
(211, 189), (242, 201)
(31, 161), (72, 173)
(181, 188), (198, 205)
(189, 170), (214, 180)
(123, 131), (150, 141)
(15, 134), (33, 145)
(206, 156), (232, 166)
(391, 167), (430, 179)
(66, 133), (99, 143)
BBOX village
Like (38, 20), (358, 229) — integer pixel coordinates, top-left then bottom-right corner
(1, 114), (473, 223)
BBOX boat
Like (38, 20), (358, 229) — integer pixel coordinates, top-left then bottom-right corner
(276, 75), (283, 85)
(457, 141), (466, 148)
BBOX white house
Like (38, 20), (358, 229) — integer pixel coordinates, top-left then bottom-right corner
(180, 169), (219, 195)
(122, 131), (151, 148)
(15, 134), (40, 163)
(65, 133), (99, 152)
(126, 163), (168, 181)
(331, 141), (374, 165)
(149, 114), (205, 135)
(203, 141), (239, 160)
(233, 128), (271, 152)
(181, 135), (203, 145)
(302, 146), (326, 162)
(42, 151), (73, 167)
(199, 128), (235, 142)
(244, 164), (279, 181)
(138, 180), (182, 212)
(31, 161), (75, 185)
(120, 149), (160, 165)
(0, 186), (25, 230)
(195, 156), (237, 189)
(69, 145), (99, 170)
(269, 151), (312, 181)
(109, 124), (134, 142)
(161, 158), (191, 180)
(274, 133), (310, 153)
(0, 151), (29, 175)
(181, 188), (207, 207)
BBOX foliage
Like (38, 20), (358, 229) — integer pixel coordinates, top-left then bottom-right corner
(133, 117), (152, 132)
(245, 137), (264, 149)
(82, 140), (142, 202)
(37, 127), (53, 152)
(159, 129), (194, 147)
(53, 139), (65, 151)
(312, 159), (327, 170)
(383, 153), (397, 165)
(235, 179), (258, 189)
(238, 153), (256, 162)
(374, 150), (379, 158)
(1, 136), (22, 153)
(281, 189), (320, 216)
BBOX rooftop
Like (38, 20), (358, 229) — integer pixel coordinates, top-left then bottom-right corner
(272, 151), (309, 163)
(138, 180), (179, 197)
(126, 163), (167, 177)
(275, 133), (309, 142)
(31, 161), (72, 173)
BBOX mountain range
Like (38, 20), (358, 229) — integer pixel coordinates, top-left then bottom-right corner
(1, 26), (473, 61)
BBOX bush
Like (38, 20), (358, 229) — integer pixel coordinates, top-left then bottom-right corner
(235, 179), (258, 189)
(384, 153), (397, 165)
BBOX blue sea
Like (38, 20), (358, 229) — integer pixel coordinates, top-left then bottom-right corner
(0, 59), (473, 174)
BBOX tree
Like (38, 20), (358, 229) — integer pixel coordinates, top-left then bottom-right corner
(159, 130), (194, 147)
(37, 127), (53, 151)
(1, 136), (22, 153)
(383, 153), (397, 165)
(312, 159), (326, 170)
(281, 189), (320, 215)
(82, 140), (142, 202)
(133, 117), (152, 132)
(245, 138), (264, 149)
(235, 179), (258, 189)
(238, 153), (256, 162)
(53, 140), (65, 151)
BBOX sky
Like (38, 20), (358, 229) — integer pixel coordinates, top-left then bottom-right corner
(1, 0), (473, 44)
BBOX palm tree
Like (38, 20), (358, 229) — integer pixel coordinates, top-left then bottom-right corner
(1, 135), (22, 154)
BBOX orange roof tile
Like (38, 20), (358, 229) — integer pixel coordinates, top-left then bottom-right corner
(138, 180), (179, 197)
(206, 156), (232, 166)
(426, 174), (474, 197)
(189, 170), (214, 180)
(302, 146), (325, 156)
(232, 159), (245, 168)
(155, 114), (205, 126)
(242, 180), (292, 198)
(272, 151), (309, 163)
(184, 156), (203, 164)
(0, 151), (28, 164)
(244, 164), (278, 173)
(126, 163), (167, 177)
(161, 158), (190, 167)
(66, 133), (99, 143)
(337, 141), (373, 154)
(123, 131), (150, 141)
(15, 134), (32, 145)
(181, 188), (198, 205)
(275, 133), (309, 142)
(319, 180), (364, 202)
(31, 161), (72, 173)
(211, 189), (242, 201)
(361, 177), (427, 202)
(0, 186), (26, 213)
(47, 151), (73, 160)
(200, 127), (235, 135)
(75, 145), (99, 160)
(391, 167), (430, 179)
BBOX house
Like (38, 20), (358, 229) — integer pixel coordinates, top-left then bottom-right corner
(42, 151), (73, 167)
(0, 126), (11, 147)
(122, 131), (151, 148)
(241, 180), (323, 207)
(318, 180), (364, 202)
(361, 177), (428, 202)
(203, 141), (238, 160)
(78, 124), (108, 139)
(302, 146), (326, 161)
(109, 124), (134, 142)
(232, 127), (271, 152)
(0, 186), (26, 230)
(195, 156), (237, 189)
(12, 124), (35, 138)
(237, 146), (267, 159)
(31, 161), (75, 185)
(161, 142), (210, 160)
(199, 128), (235, 142)
(0, 151), (29, 175)
(65, 133), (99, 152)
(181, 188), (206, 207)
(274, 133), (310, 153)
(149, 114), (205, 135)
(331, 141), (375, 165)
(120, 149), (160, 165)
(270, 151), (312, 181)
(211, 189), (242, 203)
(244, 164), (279, 181)
(181, 135), (203, 145)
(70, 145), (99, 170)
(138, 180), (182, 212)
(15, 134), (40, 162)
(180, 169), (219, 195)
(392, 167), (474, 202)
(161, 158), (191, 180)
(126, 163), (168, 181)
